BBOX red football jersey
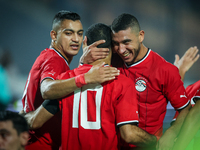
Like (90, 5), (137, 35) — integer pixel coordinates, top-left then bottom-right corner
(58, 64), (139, 150)
(172, 80), (200, 122)
(117, 49), (189, 140)
(185, 80), (200, 104)
(21, 48), (70, 150)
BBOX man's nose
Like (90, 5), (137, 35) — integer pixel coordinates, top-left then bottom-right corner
(118, 44), (126, 54)
(72, 34), (79, 42)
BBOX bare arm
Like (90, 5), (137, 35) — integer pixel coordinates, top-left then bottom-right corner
(174, 46), (199, 81)
(41, 62), (119, 100)
(156, 103), (191, 150)
(20, 105), (54, 129)
(172, 100), (200, 150)
(119, 124), (157, 148)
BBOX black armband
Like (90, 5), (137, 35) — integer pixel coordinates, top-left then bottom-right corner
(42, 100), (60, 115)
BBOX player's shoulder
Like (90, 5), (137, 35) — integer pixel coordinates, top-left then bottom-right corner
(105, 73), (135, 95)
(115, 73), (134, 86)
(190, 80), (200, 88)
(152, 50), (177, 71)
(186, 80), (200, 95)
(41, 48), (61, 58)
(36, 48), (56, 60)
(40, 48), (68, 63)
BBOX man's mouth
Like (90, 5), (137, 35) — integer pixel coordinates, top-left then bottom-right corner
(123, 51), (130, 57)
(71, 44), (79, 49)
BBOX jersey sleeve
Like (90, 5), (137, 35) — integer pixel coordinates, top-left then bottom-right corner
(191, 90), (200, 103)
(186, 80), (200, 104)
(114, 75), (139, 126)
(163, 65), (190, 110)
(171, 81), (200, 125)
(40, 56), (69, 83)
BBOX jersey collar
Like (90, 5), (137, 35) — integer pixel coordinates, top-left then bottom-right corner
(125, 48), (151, 68)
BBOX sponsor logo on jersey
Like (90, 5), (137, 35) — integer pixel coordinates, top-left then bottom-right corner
(135, 79), (147, 92)
(48, 72), (55, 76)
(180, 95), (187, 98)
(180, 92), (187, 98)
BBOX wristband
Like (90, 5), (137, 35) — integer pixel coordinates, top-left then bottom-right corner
(75, 74), (86, 88)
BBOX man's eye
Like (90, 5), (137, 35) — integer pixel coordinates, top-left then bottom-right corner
(112, 41), (116, 45)
(78, 32), (83, 36)
(123, 41), (129, 45)
(65, 32), (72, 35)
(123, 40), (131, 45)
(1, 133), (9, 139)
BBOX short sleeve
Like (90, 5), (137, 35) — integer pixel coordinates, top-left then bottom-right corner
(191, 90), (200, 104)
(40, 56), (69, 83)
(163, 65), (189, 110)
(114, 75), (139, 126)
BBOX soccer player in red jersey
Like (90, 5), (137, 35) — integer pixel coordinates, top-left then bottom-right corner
(20, 10), (119, 150)
(172, 81), (200, 123)
(81, 13), (191, 150)
(169, 47), (200, 150)
(172, 81), (200, 150)
(59, 23), (157, 150)
(26, 23), (157, 150)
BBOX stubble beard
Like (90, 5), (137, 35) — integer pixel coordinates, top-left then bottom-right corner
(127, 44), (141, 65)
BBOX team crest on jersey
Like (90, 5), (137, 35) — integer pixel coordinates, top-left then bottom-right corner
(135, 78), (147, 92)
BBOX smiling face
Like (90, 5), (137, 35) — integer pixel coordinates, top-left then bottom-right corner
(112, 27), (145, 65)
(51, 19), (83, 63)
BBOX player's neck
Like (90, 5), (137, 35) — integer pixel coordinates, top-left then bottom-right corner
(134, 44), (148, 63)
(90, 51), (111, 66)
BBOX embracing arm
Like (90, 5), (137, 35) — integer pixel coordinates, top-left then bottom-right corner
(19, 100), (59, 129)
(172, 100), (200, 150)
(41, 62), (119, 100)
(157, 103), (191, 150)
(119, 124), (157, 148)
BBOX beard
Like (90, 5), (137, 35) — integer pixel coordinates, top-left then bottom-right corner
(126, 43), (141, 65)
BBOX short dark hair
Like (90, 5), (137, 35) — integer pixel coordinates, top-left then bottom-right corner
(111, 13), (141, 33)
(52, 10), (81, 31)
(0, 111), (29, 135)
(85, 23), (112, 48)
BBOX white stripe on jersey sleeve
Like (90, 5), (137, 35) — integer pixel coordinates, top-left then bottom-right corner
(191, 96), (200, 104)
(117, 120), (139, 126)
(176, 100), (190, 110)
(40, 77), (55, 83)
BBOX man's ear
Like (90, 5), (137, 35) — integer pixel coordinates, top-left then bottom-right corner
(50, 30), (57, 42)
(82, 36), (88, 51)
(139, 30), (145, 43)
(20, 131), (29, 147)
